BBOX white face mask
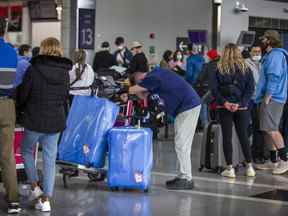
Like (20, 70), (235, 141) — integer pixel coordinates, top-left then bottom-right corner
(177, 55), (182, 61)
(252, 55), (261, 62)
(118, 45), (124, 50)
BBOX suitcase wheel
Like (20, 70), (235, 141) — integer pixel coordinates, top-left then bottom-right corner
(110, 187), (119, 192)
(88, 170), (107, 182)
(63, 174), (69, 189)
(144, 188), (149, 193)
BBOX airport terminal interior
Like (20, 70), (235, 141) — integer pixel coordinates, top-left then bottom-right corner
(1, 0), (288, 215)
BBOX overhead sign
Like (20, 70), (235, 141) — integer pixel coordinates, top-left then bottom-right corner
(78, 8), (95, 50)
(176, 37), (190, 53)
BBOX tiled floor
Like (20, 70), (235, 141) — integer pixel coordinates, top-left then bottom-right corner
(0, 130), (288, 216)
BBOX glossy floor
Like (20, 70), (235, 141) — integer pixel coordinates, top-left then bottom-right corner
(0, 130), (288, 216)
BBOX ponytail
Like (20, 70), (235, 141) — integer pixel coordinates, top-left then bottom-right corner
(73, 49), (87, 80)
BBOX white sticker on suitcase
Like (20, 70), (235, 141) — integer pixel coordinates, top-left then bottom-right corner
(83, 144), (90, 155)
(135, 172), (143, 183)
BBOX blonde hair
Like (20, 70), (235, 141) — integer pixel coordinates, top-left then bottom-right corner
(218, 43), (248, 74)
(40, 37), (64, 57)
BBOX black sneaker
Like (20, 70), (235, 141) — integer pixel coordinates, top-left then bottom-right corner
(166, 178), (194, 190)
(166, 177), (181, 186)
(8, 202), (21, 214)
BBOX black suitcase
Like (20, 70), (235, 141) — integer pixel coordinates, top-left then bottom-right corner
(199, 121), (245, 173)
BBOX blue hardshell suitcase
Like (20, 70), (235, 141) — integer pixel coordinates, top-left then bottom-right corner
(108, 127), (153, 191)
(58, 96), (119, 168)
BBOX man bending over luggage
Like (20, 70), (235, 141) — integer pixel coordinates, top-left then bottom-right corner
(129, 67), (201, 190)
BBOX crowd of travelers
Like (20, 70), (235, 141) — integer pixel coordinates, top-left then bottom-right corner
(0, 15), (288, 213)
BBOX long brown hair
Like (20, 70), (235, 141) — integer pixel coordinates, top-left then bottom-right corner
(73, 49), (87, 79)
(218, 43), (248, 74)
(40, 37), (63, 57)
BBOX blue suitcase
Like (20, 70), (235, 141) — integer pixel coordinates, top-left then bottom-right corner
(58, 96), (119, 168)
(108, 127), (153, 191)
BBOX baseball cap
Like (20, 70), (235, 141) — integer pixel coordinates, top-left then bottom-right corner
(131, 41), (143, 50)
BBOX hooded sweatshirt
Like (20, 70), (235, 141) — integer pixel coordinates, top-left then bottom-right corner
(255, 48), (288, 104)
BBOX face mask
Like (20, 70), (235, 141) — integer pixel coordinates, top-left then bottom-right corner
(176, 55), (182, 61)
(252, 55), (261, 62)
(118, 45), (124, 50)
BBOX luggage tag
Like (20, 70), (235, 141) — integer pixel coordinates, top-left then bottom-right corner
(83, 144), (92, 167)
(134, 172), (144, 183)
(83, 144), (90, 155)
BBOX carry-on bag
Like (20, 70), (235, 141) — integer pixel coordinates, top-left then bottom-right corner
(199, 121), (245, 173)
(108, 127), (153, 192)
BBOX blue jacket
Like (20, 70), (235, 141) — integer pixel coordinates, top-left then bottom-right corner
(255, 48), (288, 104)
(139, 68), (201, 118)
(212, 66), (255, 108)
(0, 37), (17, 96)
(186, 54), (205, 85)
(14, 55), (31, 87)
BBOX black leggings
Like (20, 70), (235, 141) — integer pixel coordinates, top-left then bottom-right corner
(218, 109), (252, 165)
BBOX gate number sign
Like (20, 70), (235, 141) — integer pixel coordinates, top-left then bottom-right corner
(78, 9), (95, 50)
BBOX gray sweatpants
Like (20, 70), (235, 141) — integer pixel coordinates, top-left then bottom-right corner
(174, 105), (201, 181)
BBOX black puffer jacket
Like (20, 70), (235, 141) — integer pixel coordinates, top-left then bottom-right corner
(18, 55), (73, 133)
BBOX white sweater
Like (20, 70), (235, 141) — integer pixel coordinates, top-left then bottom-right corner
(69, 64), (95, 96)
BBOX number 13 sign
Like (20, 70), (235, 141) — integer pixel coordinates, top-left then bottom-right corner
(78, 9), (95, 50)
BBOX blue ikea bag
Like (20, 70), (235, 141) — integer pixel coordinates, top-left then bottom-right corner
(108, 127), (153, 191)
(58, 96), (119, 168)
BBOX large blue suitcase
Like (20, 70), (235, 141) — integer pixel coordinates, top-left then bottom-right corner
(108, 127), (153, 191)
(58, 96), (119, 168)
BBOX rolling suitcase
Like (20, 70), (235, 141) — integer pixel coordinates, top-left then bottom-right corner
(108, 127), (153, 192)
(199, 121), (245, 173)
(58, 96), (119, 168)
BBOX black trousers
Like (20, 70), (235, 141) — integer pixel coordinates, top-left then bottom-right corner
(218, 109), (252, 165)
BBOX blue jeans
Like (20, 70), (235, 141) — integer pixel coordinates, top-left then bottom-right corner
(22, 129), (60, 198)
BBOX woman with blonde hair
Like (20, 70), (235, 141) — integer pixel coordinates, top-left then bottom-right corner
(212, 43), (256, 178)
(18, 37), (72, 212)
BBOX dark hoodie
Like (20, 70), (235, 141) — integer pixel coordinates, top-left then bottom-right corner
(18, 55), (73, 133)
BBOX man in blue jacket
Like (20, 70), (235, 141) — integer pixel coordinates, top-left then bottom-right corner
(129, 67), (201, 190)
(255, 30), (288, 175)
(0, 18), (21, 214)
(186, 44), (205, 86)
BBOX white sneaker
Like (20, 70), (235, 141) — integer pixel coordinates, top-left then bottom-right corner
(29, 186), (43, 201)
(246, 165), (256, 177)
(7, 202), (21, 214)
(272, 160), (288, 175)
(221, 168), (236, 178)
(35, 199), (51, 212)
(255, 161), (278, 171)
